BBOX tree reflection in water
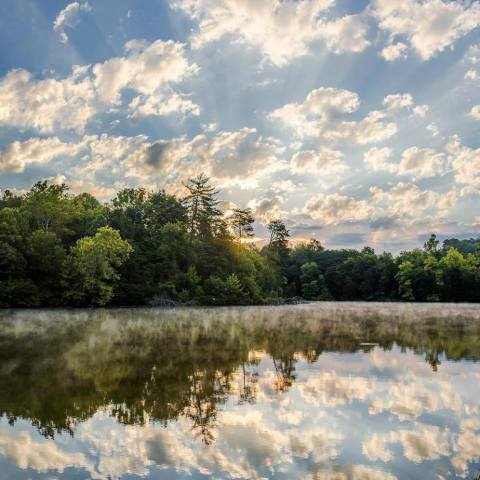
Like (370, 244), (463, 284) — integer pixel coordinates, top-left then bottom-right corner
(0, 303), (479, 445)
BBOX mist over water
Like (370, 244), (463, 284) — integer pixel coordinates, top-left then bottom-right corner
(0, 303), (479, 479)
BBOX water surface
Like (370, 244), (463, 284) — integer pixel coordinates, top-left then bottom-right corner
(0, 303), (479, 479)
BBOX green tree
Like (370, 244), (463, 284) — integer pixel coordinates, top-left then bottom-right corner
(424, 233), (440, 258)
(397, 260), (415, 301)
(230, 208), (255, 241)
(299, 262), (332, 300)
(25, 230), (66, 305)
(63, 227), (132, 306)
(183, 174), (224, 241)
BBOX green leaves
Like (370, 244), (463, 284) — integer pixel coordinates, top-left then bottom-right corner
(62, 227), (133, 306)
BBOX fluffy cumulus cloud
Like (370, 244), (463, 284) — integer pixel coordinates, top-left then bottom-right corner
(372, 0), (480, 60)
(304, 193), (376, 224)
(365, 146), (445, 179)
(270, 87), (397, 145)
(248, 195), (285, 222)
(92, 39), (198, 106)
(53, 2), (92, 43)
(446, 135), (480, 187)
(173, 0), (370, 66)
(0, 137), (82, 172)
(370, 182), (441, 219)
(0, 430), (89, 473)
(127, 127), (284, 187)
(0, 67), (95, 133)
(362, 425), (451, 465)
(0, 39), (199, 133)
(469, 105), (480, 120)
(381, 42), (408, 61)
(291, 148), (347, 174)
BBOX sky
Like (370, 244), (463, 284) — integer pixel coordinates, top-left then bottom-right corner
(0, 0), (479, 252)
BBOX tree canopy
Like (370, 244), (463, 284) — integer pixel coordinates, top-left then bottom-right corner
(1, 178), (480, 307)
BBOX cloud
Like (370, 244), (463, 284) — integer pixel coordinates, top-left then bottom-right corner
(372, 0), (480, 60)
(465, 69), (479, 80)
(173, 0), (370, 66)
(0, 137), (82, 172)
(365, 146), (445, 179)
(381, 42), (408, 61)
(383, 93), (428, 117)
(451, 419), (480, 476)
(129, 127), (285, 187)
(364, 146), (394, 172)
(447, 135), (480, 186)
(304, 193), (376, 224)
(311, 464), (398, 480)
(291, 148), (347, 174)
(92, 39), (199, 105)
(370, 182), (440, 219)
(469, 105), (480, 120)
(362, 425), (450, 465)
(0, 40), (199, 133)
(362, 433), (393, 462)
(0, 68), (95, 133)
(248, 195), (284, 222)
(397, 147), (445, 179)
(0, 430), (89, 473)
(383, 93), (413, 110)
(53, 2), (92, 43)
(321, 13), (371, 54)
(269, 87), (397, 145)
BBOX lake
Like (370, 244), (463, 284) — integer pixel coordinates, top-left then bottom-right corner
(0, 303), (479, 479)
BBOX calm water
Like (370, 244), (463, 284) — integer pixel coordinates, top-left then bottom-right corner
(0, 303), (479, 480)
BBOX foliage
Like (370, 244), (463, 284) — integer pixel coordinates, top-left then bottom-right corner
(1, 178), (480, 306)
(62, 227), (133, 306)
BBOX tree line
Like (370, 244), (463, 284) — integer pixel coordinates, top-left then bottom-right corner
(1, 176), (480, 307)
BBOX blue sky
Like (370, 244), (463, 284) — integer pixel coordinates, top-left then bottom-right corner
(0, 0), (479, 251)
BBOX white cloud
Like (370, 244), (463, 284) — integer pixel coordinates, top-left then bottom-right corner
(383, 93), (413, 110)
(0, 137), (82, 172)
(465, 43), (480, 65)
(381, 42), (408, 61)
(447, 135), (480, 186)
(92, 39), (199, 105)
(364, 146), (394, 172)
(370, 182), (439, 218)
(291, 148), (347, 174)
(321, 13), (371, 54)
(362, 433), (393, 462)
(304, 193), (376, 224)
(465, 69), (479, 80)
(0, 68), (95, 133)
(270, 87), (397, 145)
(372, 0), (480, 60)
(0, 40), (199, 133)
(173, 0), (370, 66)
(412, 104), (429, 117)
(365, 146), (445, 179)
(362, 425), (450, 465)
(383, 93), (428, 118)
(397, 146), (445, 179)
(53, 2), (92, 43)
(128, 127), (284, 187)
(469, 105), (480, 120)
(0, 430), (89, 473)
(452, 419), (480, 476)
(394, 425), (450, 463)
(248, 195), (284, 222)
(128, 91), (200, 119)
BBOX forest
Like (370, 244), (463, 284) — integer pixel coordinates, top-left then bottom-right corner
(1, 176), (480, 307)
